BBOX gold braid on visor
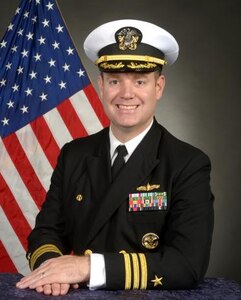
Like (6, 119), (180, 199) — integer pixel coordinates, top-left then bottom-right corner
(95, 55), (166, 66)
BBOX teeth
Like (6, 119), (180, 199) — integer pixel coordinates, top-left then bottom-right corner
(118, 105), (137, 110)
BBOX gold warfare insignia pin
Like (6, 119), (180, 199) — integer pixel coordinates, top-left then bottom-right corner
(137, 183), (160, 192)
(75, 194), (83, 202)
(142, 233), (159, 250)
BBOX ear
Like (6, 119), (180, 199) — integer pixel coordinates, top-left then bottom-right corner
(155, 75), (165, 100)
(97, 74), (104, 100)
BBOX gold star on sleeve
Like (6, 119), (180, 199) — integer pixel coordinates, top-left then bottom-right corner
(151, 275), (163, 287)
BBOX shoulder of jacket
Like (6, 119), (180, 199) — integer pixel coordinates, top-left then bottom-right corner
(62, 127), (109, 152)
(156, 123), (210, 162)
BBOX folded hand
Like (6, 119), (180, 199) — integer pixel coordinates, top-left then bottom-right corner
(16, 255), (90, 295)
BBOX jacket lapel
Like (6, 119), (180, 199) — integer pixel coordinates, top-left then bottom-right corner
(86, 132), (112, 200)
(82, 121), (163, 249)
(72, 130), (112, 251)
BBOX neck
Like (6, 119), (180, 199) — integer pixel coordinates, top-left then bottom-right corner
(110, 120), (153, 143)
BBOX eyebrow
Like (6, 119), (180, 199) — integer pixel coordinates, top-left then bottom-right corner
(104, 72), (150, 79)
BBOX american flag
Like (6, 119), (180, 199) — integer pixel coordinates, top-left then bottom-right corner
(0, 0), (109, 274)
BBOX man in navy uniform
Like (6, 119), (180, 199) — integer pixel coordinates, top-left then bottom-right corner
(17, 19), (214, 296)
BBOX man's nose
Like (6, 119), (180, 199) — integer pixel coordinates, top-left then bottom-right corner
(121, 80), (134, 99)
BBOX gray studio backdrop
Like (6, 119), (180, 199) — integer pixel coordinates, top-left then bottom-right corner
(1, 0), (240, 284)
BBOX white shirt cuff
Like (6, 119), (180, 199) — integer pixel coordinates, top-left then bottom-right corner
(88, 253), (106, 290)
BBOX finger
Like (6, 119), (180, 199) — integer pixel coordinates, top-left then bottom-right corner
(17, 271), (45, 289)
(43, 284), (52, 295)
(29, 273), (54, 289)
(35, 285), (44, 293)
(71, 283), (79, 289)
(60, 283), (71, 295)
(18, 263), (57, 289)
(16, 266), (49, 288)
(51, 283), (61, 296)
(18, 260), (51, 282)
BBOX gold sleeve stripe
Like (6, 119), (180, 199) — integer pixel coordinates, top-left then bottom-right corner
(130, 253), (140, 289)
(122, 253), (132, 290)
(29, 244), (63, 271)
(138, 253), (148, 289)
(121, 251), (148, 290)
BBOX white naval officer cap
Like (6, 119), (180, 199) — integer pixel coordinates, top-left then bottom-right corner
(83, 19), (179, 72)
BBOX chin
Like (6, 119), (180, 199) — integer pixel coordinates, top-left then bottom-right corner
(118, 120), (138, 128)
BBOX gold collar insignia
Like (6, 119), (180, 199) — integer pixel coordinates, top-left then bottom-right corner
(136, 183), (160, 192)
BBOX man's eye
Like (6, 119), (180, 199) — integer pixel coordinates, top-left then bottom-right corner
(136, 80), (145, 85)
(109, 80), (118, 85)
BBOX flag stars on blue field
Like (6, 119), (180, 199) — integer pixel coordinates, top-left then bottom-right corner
(12, 84), (19, 92)
(25, 88), (33, 96)
(34, 53), (41, 61)
(32, 16), (37, 23)
(0, 0), (90, 137)
(6, 100), (14, 108)
(46, 2), (54, 10)
(1, 117), (9, 126)
(39, 93), (47, 101)
(6, 62), (12, 70)
(77, 69), (85, 77)
(56, 24), (63, 33)
(52, 41), (59, 49)
(15, 7), (21, 15)
(59, 81), (66, 89)
(63, 63), (70, 72)
(42, 19), (50, 27)
(26, 32), (34, 40)
(24, 11), (29, 19)
(21, 49), (29, 58)
(0, 79), (6, 86)
(66, 47), (74, 55)
(8, 23), (14, 31)
(48, 59), (56, 67)
(17, 66), (24, 75)
(11, 46), (18, 53)
(1, 40), (7, 48)
(29, 71), (37, 79)
(17, 29), (24, 36)
(38, 36), (46, 45)
(44, 75), (52, 84)
(20, 105), (29, 114)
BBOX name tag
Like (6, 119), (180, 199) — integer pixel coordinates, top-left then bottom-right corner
(129, 192), (167, 212)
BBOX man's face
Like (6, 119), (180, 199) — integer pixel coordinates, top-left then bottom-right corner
(98, 72), (165, 137)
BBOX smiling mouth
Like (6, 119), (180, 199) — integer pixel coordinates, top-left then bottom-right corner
(117, 104), (139, 110)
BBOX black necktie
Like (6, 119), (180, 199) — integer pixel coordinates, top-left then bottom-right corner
(111, 145), (128, 180)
